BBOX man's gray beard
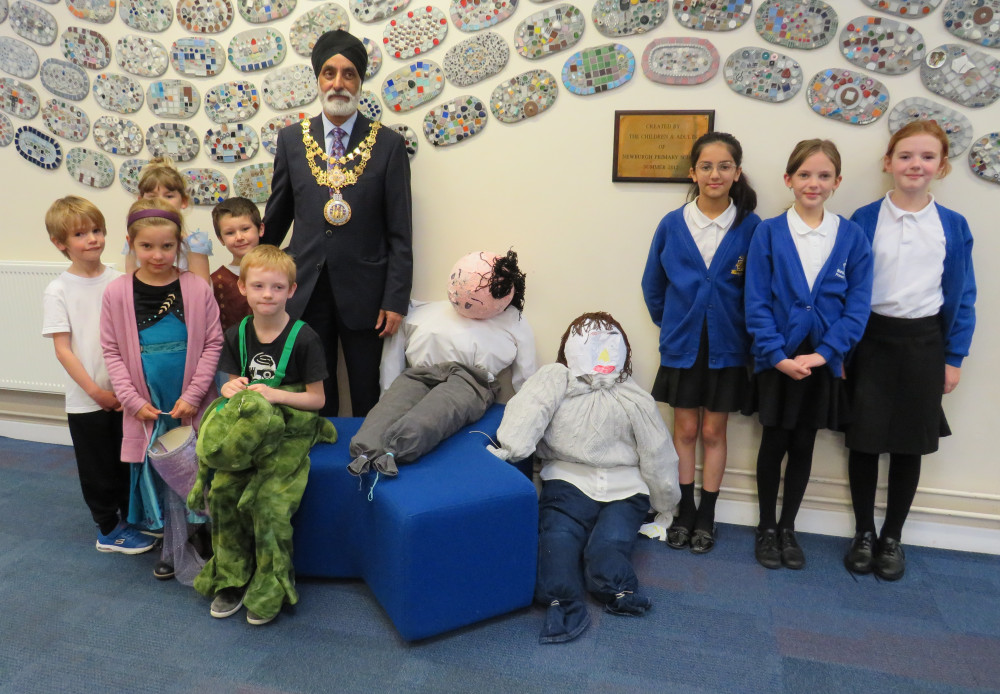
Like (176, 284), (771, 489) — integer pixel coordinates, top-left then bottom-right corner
(322, 89), (361, 120)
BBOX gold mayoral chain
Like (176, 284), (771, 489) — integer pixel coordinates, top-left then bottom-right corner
(301, 119), (382, 226)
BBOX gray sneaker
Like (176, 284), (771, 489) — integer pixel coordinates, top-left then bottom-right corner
(210, 587), (245, 618)
(246, 609), (275, 626)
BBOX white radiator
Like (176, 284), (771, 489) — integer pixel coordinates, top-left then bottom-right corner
(0, 261), (71, 393)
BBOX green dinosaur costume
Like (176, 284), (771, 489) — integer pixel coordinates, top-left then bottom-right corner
(188, 387), (337, 620)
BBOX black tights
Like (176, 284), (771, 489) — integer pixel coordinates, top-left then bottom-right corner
(848, 451), (922, 541)
(756, 425), (818, 531)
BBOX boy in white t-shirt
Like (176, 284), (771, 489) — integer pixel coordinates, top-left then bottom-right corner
(42, 196), (155, 554)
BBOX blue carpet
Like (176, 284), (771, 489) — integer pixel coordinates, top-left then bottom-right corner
(1, 435), (998, 694)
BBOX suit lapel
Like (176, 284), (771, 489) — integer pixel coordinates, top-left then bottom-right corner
(346, 114), (372, 153)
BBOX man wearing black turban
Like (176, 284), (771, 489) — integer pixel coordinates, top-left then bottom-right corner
(263, 29), (413, 417)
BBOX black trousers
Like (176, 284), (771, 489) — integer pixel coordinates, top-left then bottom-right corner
(66, 409), (130, 534)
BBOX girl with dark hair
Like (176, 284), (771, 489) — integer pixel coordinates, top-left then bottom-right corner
(641, 131), (761, 554)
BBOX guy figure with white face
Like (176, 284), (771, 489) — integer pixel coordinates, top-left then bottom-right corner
(263, 29), (413, 417)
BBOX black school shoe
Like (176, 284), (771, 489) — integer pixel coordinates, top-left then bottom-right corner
(874, 537), (906, 581)
(844, 531), (877, 574)
(778, 528), (805, 570)
(754, 527), (781, 570)
(153, 560), (175, 580)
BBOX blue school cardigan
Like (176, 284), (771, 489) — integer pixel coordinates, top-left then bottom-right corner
(850, 200), (977, 368)
(744, 212), (873, 376)
(642, 207), (761, 369)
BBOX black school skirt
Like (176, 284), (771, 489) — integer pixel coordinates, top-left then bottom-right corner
(845, 313), (950, 455)
(651, 323), (750, 413)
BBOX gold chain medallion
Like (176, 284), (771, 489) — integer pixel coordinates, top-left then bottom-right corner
(301, 119), (381, 226)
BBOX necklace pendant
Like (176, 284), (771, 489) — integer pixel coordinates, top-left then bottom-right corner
(324, 194), (351, 226)
(328, 166), (347, 188)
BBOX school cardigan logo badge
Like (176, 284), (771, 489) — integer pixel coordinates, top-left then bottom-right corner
(731, 255), (746, 276)
(836, 261), (847, 280)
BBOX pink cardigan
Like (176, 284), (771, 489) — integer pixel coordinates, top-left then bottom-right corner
(101, 272), (223, 463)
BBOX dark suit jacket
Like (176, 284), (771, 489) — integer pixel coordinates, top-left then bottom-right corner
(262, 114), (413, 330)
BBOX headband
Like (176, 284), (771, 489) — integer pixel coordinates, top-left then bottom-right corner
(127, 208), (182, 228)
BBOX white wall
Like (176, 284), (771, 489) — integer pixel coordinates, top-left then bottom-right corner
(2, 2), (998, 547)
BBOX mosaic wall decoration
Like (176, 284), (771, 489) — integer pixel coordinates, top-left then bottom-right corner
(146, 122), (200, 160)
(205, 80), (260, 122)
(805, 68), (889, 125)
(443, 32), (509, 87)
(561, 43), (635, 95)
(755, 0), (838, 50)
(232, 161), (273, 202)
(119, 157), (148, 193)
(260, 111), (307, 154)
(0, 113), (14, 147)
(182, 167), (229, 204)
(968, 132), (1000, 184)
(170, 37), (225, 77)
(358, 89), (382, 120)
(0, 0), (7, 24)
(9, 1), (58, 46)
(176, 0), (235, 33)
(352, 0), (410, 23)
(723, 46), (803, 103)
(15, 125), (61, 169)
(860, 0), (942, 17)
(41, 98), (89, 141)
(290, 3), (350, 57)
(66, 147), (114, 188)
(0, 37), (38, 79)
(920, 43), (1000, 107)
(592, 0), (667, 38)
(60, 27), (111, 70)
(237, 0), (296, 23)
(93, 114), (144, 155)
(381, 59), (444, 112)
(839, 16), (926, 74)
(673, 0), (753, 31)
(943, 0), (1000, 47)
(39, 58), (88, 100)
(204, 123), (258, 162)
(120, 0), (174, 32)
(364, 37), (382, 78)
(450, 0), (518, 32)
(642, 37), (719, 85)
(66, 0), (116, 23)
(422, 94), (487, 146)
(887, 96), (972, 156)
(261, 64), (316, 110)
(386, 122), (417, 157)
(93, 73), (144, 114)
(489, 68), (557, 122)
(228, 28), (286, 71)
(383, 6), (448, 59)
(514, 4), (585, 59)
(0, 77), (40, 118)
(147, 79), (200, 118)
(116, 36), (169, 77)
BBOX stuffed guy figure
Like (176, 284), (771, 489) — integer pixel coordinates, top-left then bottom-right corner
(489, 312), (680, 644)
(348, 250), (536, 476)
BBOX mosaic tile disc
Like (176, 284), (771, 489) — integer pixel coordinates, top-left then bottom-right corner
(170, 37), (225, 77)
(116, 36), (169, 77)
(968, 132), (1000, 184)
(422, 94), (487, 146)
(61, 27), (111, 70)
(723, 46), (803, 103)
(9, 1), (58, 46)
(859, 0), (942, 17)
(0, 0), (8, 24)
(489, 68), (557, 122)
(920, 43), (1000, 107)
(450, 0), (518, 32)
(66, 147), (114, 188)
(358, 89), (382, 120)
(204, 123), (258, 162)
(93, 73), (144, 114)
(352, 0), (410, 23)
(381, 59), (444, 113)
(290, 3), (350, 57)
(183, 167), (229, 204)
(673, 0), (752, 31)
(0, 113), (13, 147)
(0, 37), (39, 79)
(943, 0), (1000, 47)
(839, 16), (926, 75)
(39, 59), (89, 100)
(15, 125), (61, 169)
(642, 37), (719, 85)
(805, 68), (889, 125)
(260, 112), (307, 154)
(386, 122), (417, 158)
(66, 0), (116, 23)
(561, 43), (635, 95)
(364, 38), (383, 78)
(120, 0), (174, 32)
(228, 28), (286, 72)
(237, 0), (296, 23)
(147, 79), (200, 118)
(0, 76), (40, 118)
(261, 64), (316, 110)
(41, 98), (89, 141)
(146, 122), (200, 161)
(514, 4), (585, 59)
(383, 6), (448, 59)
(444, 32), (509, 87)
(119, 158), (148, 194)
(93, 115), (144, 155)
(205, 80), (260, 123)
(176, 0), (235, 33)
(755, 0), (838, 50)
(887, 96), (972, 156)
(232, 162), (273, 203)
(592, 0), (667, 38)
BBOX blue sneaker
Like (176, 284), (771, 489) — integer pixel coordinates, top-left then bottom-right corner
(96, 522), (157, 554)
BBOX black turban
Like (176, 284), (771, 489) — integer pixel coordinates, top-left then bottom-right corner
(311, 30), (367, 79)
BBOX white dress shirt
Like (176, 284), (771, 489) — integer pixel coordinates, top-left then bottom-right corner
(787, 206), (839, 291)
(683, 198), (737, 268)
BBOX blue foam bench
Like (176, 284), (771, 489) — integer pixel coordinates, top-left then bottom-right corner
(292, 404), (539, 641)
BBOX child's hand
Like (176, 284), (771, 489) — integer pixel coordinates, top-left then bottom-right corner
(793, 352), (827, 371)
(247, 382), (279, 404)
(944, 365), (961, 394)
(136, 403), (161, 421)
(220, 377), (248, 398)
(776, 358), (811, 381)
(93, 389), (121, 412)
(169, 398), (197, 420)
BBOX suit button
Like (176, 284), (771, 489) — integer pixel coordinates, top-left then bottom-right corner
(316, 263), (322, 271)
(325, 229), (333, 237)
